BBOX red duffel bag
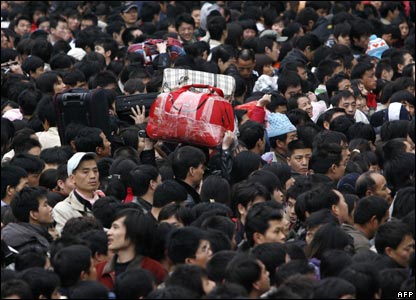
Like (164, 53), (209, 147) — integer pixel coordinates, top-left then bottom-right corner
(146, 84), (234, 147)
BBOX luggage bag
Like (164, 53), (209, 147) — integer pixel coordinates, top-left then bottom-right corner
(147, 84), (234, 147)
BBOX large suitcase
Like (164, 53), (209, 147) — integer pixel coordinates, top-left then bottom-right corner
(147, 84), (234, 147)
(162, 68), (235, 101)
(115, 92), (158, 124)
(53, 88), (111, 144)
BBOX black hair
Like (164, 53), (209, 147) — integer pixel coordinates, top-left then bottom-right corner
(61, 216), (103, 238)
(338, 263), (380, 299)
(230, 151), (264, 185)
(114, 269), (155, 299)
(309, 143), (343, 175)
(172, 146), (206, 181)
(313, 277), (356, 299)
(320, 249), (353, 279)
(200, 175), (231, 206)
(375, 220), (413, 254)
(392, 187), (415, 220)
(74, 127), (104, 152)
(167, 226), (207, 265)
(1, 280), (33, 299)
(251, 242), (287, 283)
(153, 179), (188, 208)
(230, 180), (270, 216)
(10, 153), (45, 175)
(354, 196), (389, 225)
(18, 267), (60, 299)
(67, 280), (109, 299)
(0, 164), (28, 200)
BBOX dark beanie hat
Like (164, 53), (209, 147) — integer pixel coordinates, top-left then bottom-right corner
(153, 179), (188, 208)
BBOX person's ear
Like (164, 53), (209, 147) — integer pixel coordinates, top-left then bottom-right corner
(237, 203), (246, 217)
(323, 121), (330, 130)
(385, 246), (395, 258)
(365, 189), (373, 197)
(253, 232), (264, 245)
(80, 270), (89, 281)
(29, 210), (38, 222)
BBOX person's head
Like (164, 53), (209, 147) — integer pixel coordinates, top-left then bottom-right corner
(375, 220), (415, 268)
(13, 15), (31, 37)
(392, 187), (415, 220)
(354, 196), (390, 239)
(313, 277), (356, 299)
(236, 48), (256, 79)
(175, 13), (195, 43)
(50, 16), (70, 42)
(200, 175), (231, 206)
(129, 165), (161, 198)
(10, 186), (53, 225)
(258, 37), (280, 62)
(120, 3), (139, 27)
(166, 264), (216, 297)
(114, 269), (155, 299)
(278, 72), (302, 100)
(67, 152), (99, 194)
(245, 202), (286, 247)
(172, 146), (206, 186)
(224, 253), (270, 297)
(152, 179), (188, 209)
(19, 267), (61, 299)
(207, 15), (227, 42)
(287, 93), (313, 118)
(330, 90), (356, 117)
(74, 127), (111, 158)
(248, 170), (284, 203)
(267, 112), (298, 152)
(10, 153), (45, 187)
(0, 280), (33, 299)
(67, 280), (109, 299)
(1, 164), (28, 203)
(238, 120), (266, 154)
(305, 223), (352, 260)
(287, 139), (312, 175)
(254, 54), (274, 77)
(355, 171), (392, 204)
(107, 208), (157, 257)
(310, 143), (346, 182)
(35, 71), (66, 95)
(351, 62), (377, 92)
(167, 226), (212, 268)
(231, 180), (269, 222)
(21, 55), (44, 79)
(52, 245), (96, 288)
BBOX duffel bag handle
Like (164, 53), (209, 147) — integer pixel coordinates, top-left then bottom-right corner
(175, 84), (224, 98)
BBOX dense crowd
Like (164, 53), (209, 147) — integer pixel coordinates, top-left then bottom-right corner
(1, 1), (415, 299)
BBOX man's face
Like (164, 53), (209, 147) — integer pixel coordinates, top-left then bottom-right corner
(266, 41), (280, 62)
(388, 235), (415, 268)
(191, 9), (201, 28)
(67, 16), (80, 31)
(286, 197), (297, 224)
(237, 58), (255, 78)
(187, 239), (212, 268)
(283, 85), (302, 100)
(51, 21), (70, 41)
(284, 131), (298, 148)
(15, 19), (31, 36)
(297, 67), (308, 81)
(32, 197), (54, 224)
(80, 19), (94, 31)
(8, 177), (29, 199)
(255, 260), (271, 294)
(107, 216), (132, 252)
(191, 163), (205, 186)
(121, 8), (138, 25)
(297, 96), (313, 117)
(243, 28), (256, 40)
(259, 219), (288, 244)
(287, 148), (312, 175)
(370, 173), (392, 204)
(338, 96), (357, 117)
(353, 35), (370, 50)
(98, 132), (112, 157)
(333, 190), (349, 224)
(361, 69), (377, 91)
(177, 22), (194, 42)
(71, 160), (99, 193)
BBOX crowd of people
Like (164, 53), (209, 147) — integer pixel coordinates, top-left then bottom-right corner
(1, 1), (415, 299)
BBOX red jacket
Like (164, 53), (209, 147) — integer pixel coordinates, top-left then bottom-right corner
(96, 254), (167, 290)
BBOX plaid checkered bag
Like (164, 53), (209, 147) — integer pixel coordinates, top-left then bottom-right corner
(127, 37), (185, 65)
(162, 68), (235, 101)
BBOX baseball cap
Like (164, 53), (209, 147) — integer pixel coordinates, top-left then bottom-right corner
(121, 3), (138, 13)
(259, 29), (288, 42)
(67, 152), (97, 176)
